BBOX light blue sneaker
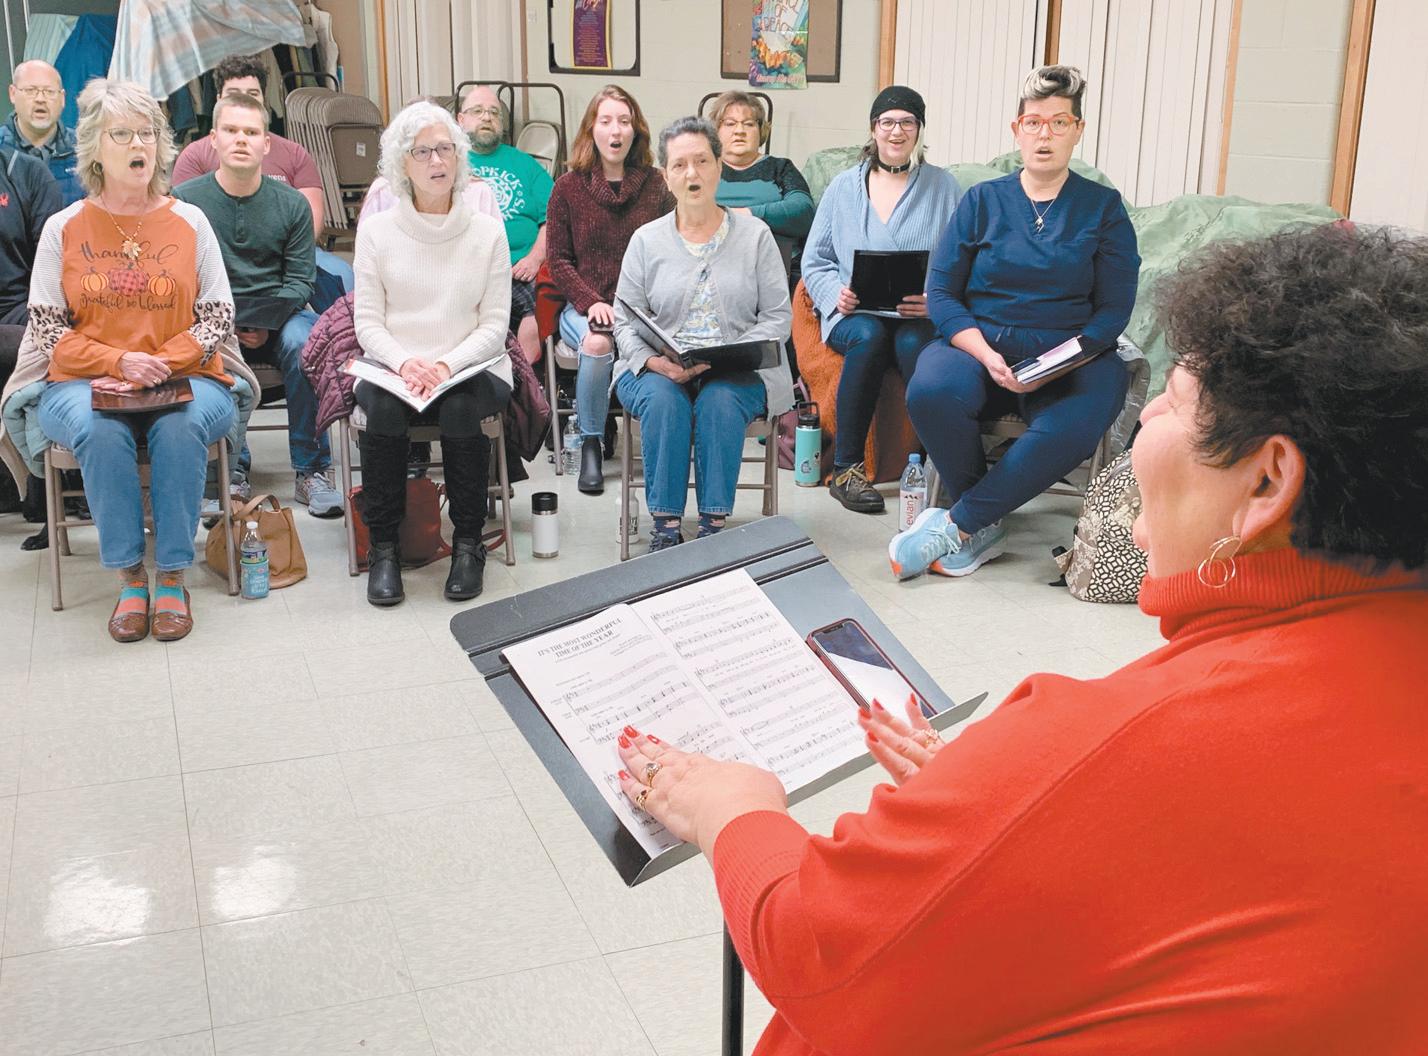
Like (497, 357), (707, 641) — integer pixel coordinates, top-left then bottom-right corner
(932, 521), (1007, 577)
(888, 507), (961, 580)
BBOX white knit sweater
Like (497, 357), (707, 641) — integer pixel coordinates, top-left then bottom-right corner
(353, 196), (513, 390)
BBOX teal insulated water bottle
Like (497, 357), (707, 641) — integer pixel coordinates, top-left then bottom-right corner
(793, 401), (822, 487)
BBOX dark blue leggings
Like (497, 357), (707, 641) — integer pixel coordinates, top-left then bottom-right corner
(905, 326), (1129, 534)
(825, 313), (936, 467)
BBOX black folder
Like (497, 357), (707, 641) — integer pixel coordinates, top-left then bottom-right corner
(618, 297), (782, 375)
(234, 294), (296, 332)
(850, 249), (929, 313)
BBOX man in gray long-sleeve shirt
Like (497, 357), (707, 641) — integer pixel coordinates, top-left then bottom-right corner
(174, 92), (340, 517)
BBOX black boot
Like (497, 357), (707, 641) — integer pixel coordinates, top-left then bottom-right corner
(366, 540), (404, 606)
(358, 432), (410, 607)
(439, 434), (492, 601)
(578, 435), (604, 494)
(445, 537), (486, 600)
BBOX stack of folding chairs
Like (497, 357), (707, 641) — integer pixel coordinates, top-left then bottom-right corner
(284, 85), (383, 237)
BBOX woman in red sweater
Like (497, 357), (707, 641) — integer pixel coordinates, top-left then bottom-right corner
(545, 84), (673, 494)
(615, 226), (1428, 1054)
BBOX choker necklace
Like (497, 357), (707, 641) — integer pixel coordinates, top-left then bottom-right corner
(877, 160), (912, 174)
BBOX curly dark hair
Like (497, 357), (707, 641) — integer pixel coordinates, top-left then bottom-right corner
(212, 54), (267, 97)
(1157, 224), (1428, 570)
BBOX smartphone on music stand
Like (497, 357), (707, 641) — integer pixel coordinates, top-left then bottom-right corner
(807, 618), (934, 718)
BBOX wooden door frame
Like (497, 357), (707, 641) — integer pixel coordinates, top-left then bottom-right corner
(1330, 0), (1376, 214)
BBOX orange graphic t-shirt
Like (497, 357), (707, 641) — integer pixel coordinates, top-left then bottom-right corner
(35, 199), (234, 385)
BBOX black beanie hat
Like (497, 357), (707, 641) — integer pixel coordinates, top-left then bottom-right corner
(869, 85), (925, 127)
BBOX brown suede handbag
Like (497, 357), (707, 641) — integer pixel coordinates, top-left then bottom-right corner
(205, 493), (309, 588)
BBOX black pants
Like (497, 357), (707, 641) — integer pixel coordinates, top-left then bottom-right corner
(355, 373), (512, 544)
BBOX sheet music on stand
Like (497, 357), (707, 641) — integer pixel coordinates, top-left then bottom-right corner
(503, 569), (886, 860)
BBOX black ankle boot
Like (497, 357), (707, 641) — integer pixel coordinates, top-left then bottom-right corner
(578, 435), (604, 494)
(444, 537), (486, 601)
(366, 540), (405, 606)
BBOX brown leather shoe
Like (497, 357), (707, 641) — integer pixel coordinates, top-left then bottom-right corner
(151, 583), (193, 642)
(108, 581), (150, 644)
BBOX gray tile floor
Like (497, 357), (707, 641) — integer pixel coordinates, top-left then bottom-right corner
(0, 417), (1165, 1055)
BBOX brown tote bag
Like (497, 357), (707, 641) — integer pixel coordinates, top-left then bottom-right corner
(206, 493), (309, 588)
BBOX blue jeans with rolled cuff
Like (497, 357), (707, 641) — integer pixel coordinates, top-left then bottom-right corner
(38, 376), (237, 570)
(905, 325), (1129, 535)
(614, 369), (766, 518)
(560, 303), (614, 439)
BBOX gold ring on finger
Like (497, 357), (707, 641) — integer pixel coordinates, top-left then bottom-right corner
(634, 787), (650, 810)
(914, 730), (941, 749)
(643, 761), (663, 786)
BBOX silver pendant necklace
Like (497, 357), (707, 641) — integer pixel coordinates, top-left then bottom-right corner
(1030, 196), (1056, 233)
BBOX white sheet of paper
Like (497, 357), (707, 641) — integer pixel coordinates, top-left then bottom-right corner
(503, 570), (867, 857)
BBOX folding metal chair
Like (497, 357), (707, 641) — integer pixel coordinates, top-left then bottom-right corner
(618, 409), (780, 561)
(43, 441), (238, 611)
(335, 414), (515, 575)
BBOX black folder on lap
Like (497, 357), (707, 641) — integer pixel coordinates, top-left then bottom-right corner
(234, 294), (296, 332)
(618, 297), (782, 375)
(850, 249), (929, 313)
(449, 517), (986, 888)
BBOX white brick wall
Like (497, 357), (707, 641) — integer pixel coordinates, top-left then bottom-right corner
(1222, 0), (1352, 205)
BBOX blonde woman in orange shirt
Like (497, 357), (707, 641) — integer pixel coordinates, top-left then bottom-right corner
(29, 81), (242, 643)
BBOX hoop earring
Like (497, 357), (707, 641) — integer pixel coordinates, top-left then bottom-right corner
(1196, 535), (1242, 589)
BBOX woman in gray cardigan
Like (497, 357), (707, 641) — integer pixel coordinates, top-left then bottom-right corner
(613, 116), (792, 553)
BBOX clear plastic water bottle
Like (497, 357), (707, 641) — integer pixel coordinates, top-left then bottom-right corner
(561, 416), (581, 475)
(899, 454), (927, 530)
(239, 519), (269, 599)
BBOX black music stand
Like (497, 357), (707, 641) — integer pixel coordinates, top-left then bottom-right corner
(450, 516), (986, 1054)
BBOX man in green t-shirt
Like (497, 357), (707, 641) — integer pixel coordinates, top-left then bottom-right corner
(458, 84), (554, 364)
(173, 92), (341, 518)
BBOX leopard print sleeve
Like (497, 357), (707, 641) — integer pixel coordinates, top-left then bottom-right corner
(190, 299), (234, 365)
(27, 303), (70, 359)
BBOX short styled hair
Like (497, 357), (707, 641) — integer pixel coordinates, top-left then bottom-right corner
(212, 53), (267, 97)
(709, 90), (767, 146)
(212, 90), (269, 131)
(567, 85), (653, 173)
(74, 79), (177, 198)
(377, 100), (472, 203)
(458, 84), (509, 132)
(1157, 225), (1428, 570)
(657, 116), (720, 168)
(1018, 64), (1087, 119)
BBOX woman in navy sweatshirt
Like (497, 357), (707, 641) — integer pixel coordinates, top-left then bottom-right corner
(892, 65), (1140, 581)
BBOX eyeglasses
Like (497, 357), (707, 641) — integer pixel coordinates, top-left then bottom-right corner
(460, 106), (501, 120)
(104, 127), (159, 145)
(1015, 114), (1079, 136)
(875, 116), (919, 133)
(408, 141), (457, 163)
(14, 86), (61, 99)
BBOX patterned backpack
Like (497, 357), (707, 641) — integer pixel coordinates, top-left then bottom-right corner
(1054, 449), (1147, 603)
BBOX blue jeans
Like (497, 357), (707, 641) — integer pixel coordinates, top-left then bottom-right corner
(313, 248), (354, 315)
(825, 314), (936, 467)
(38, 377), (238, 570)
(905, 325), (1130, 535)
(239, 309), (326, 474)
(615, 369), (766, 517)
(560, 304), (613, 439)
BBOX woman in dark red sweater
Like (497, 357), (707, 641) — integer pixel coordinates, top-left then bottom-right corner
(614, 227), (1428, 1054)
(545, 84), (673, 493)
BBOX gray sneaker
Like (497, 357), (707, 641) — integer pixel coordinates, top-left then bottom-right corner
(230, 469), (252, 504)
(295, 469), (343, 518)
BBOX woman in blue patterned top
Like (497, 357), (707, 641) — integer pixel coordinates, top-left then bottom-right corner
(613, 117), (792, 554)
(801, 86), (960, 514)
(892, 65), (1140, 581)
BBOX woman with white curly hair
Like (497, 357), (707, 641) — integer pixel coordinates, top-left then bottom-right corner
(352, 100), (512, 606)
